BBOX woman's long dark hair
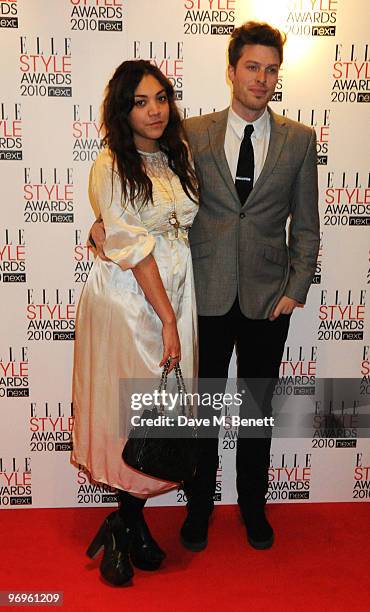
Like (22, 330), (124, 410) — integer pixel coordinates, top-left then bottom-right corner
(102, 60), (198, 207)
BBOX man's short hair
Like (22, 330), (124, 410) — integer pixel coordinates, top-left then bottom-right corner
(228, 21), (287, 67)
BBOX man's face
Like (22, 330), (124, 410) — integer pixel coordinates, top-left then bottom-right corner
(228, 44), (280, 119)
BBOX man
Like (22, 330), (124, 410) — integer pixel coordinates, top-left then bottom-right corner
(91, 21), (319, 552)
(180, 21), (319, 552)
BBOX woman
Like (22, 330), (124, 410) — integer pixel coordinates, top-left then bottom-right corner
(71, 60), (198, 586)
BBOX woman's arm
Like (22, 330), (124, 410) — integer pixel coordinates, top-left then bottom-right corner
(89, 153), (181, 369)
(132, 254), (181, 368)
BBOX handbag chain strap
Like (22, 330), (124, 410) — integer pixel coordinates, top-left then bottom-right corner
(157, 360), (194, 419)
(174, 363), (194, 418)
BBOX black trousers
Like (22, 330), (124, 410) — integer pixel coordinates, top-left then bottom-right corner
(185, 298), (290, 513)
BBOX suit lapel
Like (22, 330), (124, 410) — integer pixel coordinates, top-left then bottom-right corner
(208, 109), (240, 207)
(243, 108), (288, 208)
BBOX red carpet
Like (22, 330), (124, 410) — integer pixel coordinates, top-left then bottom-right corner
(0, 503), (369, 611)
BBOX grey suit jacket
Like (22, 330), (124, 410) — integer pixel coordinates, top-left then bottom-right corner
(184, 107), (320, 319)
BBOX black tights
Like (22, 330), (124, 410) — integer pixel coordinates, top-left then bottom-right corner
(117, 490), (147, 528)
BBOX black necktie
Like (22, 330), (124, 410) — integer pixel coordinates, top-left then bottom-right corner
(235, 124), (254, 204)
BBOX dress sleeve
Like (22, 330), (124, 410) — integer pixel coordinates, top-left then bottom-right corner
(88, 152), (156, 270)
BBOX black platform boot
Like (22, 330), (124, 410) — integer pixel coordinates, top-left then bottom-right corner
(86, 511), (134, 586)
(130, 514), (166, 570)
(118, 491), (166, 571)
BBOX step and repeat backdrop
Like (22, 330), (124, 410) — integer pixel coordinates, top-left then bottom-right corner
(0, 0), (369, 509)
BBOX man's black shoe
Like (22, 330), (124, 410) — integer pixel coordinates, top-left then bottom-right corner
(241, 508), (274, 550)
(180, 513), (211, 552)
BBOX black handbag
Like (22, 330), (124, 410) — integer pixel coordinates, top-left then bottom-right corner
(122, 361), (197, 484)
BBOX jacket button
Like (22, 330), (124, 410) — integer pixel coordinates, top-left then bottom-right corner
(240, 212), (245, 219)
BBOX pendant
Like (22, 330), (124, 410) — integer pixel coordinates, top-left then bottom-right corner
(169, 211), (180, 237)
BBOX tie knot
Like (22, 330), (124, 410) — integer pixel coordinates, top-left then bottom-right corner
(244, 124), (254, 139)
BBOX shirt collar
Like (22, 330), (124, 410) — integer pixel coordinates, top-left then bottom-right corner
(228, 106), (269, 141)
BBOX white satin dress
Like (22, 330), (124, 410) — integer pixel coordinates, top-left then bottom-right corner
(72, 148), (198, 497)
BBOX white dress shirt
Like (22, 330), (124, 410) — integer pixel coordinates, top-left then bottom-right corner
(224, 106), (271, 184)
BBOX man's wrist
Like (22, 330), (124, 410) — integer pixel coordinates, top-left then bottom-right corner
(89, 217), (103, 248)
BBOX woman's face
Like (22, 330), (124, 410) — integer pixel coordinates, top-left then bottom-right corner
(128, 74), (170, 152)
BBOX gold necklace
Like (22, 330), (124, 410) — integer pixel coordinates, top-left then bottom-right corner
(155, 157), (181, 238)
